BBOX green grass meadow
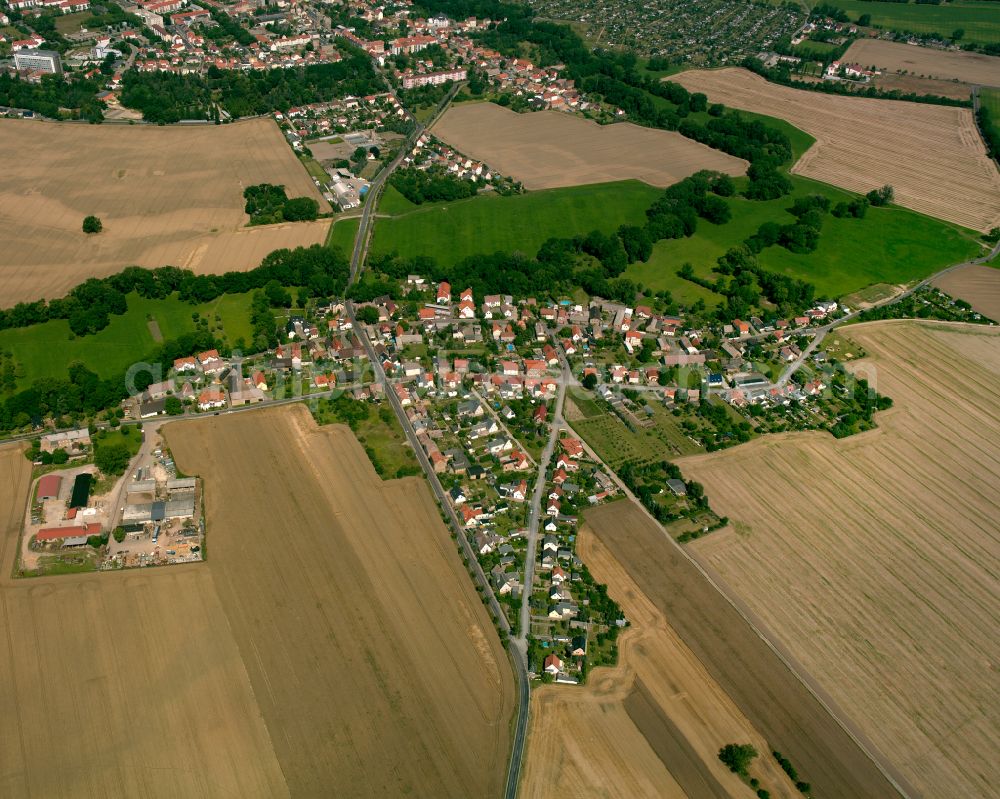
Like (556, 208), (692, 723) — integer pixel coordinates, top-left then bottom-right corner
(327, 216), (360, 257)
(370, 180), (663, 265)
(627, 174), (981, 302)
(0, 292), (253, 390)
(981, 88), (1000, 116)
(809, 0), (1000, 44)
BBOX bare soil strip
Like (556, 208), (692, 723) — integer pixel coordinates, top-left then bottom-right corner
(682, 320), (1000, 799)
(933, 262), (1000, 320)
(0, 118), (330, 307)
(624, 680), (732, 799)
(672, 67), (1000, 232)
(585, 500), (908, 799)
(432, 102), (747, 190)
(843, 39), (1000, 88)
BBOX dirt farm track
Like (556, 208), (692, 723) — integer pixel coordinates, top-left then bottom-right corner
(0, 118), (330, 308)
(681, 321), (1000, 799)
(431, 102), (747, 190)
(0, 406), (514, 798)
(672, 68), (1000, 232)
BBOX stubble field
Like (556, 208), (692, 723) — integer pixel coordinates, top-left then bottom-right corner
(165, 406), (514, 797)
(681, 320), (1000, 799)
(0, 405), (514, 797)
(843, 39), (1000, 87)
(934, 263), (1000, 320)
(671, 68), (1000, 232)
(0, 118), (330, 307)
(432, 102), (747, 189)
(521, 514), (799, 799)
(580, 499), (907, 799)
(0, 442), (290, 798)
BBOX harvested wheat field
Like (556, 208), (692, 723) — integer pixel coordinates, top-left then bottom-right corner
(165, 405), (514, 797)
(0, 405), (513, 798)
(0, 442), (290, 799)
(431, 102), (747, 190)
(872, 72), (972, 101)
(521, 516), (800, 799)
(843, 39), (1000, 88)
(672, 68), (1000, 232)
(681, 320), (1000, 799)
(0, 118), (330, 307)
(934, 263), (1000, 320)
(581, 500), (908, 799)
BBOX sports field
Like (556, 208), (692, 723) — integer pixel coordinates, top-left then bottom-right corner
(431, 102), (747, 189)
(0, 406), (514, 797)
(843, 39), (1000, 87)
(521, 515), (800, 799)
(814, 0), (1000, 44)
(681, 321), (1000, 799)
(371, 180), (663, 265)
(0, 292), (252, 390)
(672, 68), (1000, 232)
(627, 173), (980, 301)
(0, 118), (330, 308)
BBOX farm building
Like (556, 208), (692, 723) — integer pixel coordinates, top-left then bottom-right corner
(35, 522), (101, 543)
(122, 496), (196, 523)
(36, 474), (61, 501)
(69, 473), (92, 509)
(40, 427), (90, 453)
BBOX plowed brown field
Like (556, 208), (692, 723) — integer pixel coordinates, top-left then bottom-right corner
(0, 405), (514, 797)
(844, 39), (1000, 87)
(0, 118), (330, 307)
(934, 263), (1000, 320)
(521, 518), (799, 799)
(432, 102), (747, 189)
(671, 68), (1000, 232)
(682, 320), (1000, 799)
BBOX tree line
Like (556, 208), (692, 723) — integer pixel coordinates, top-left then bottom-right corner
(741, 56), (972, 108)
(0, 72), (105, 122)
(0, 245), (349, 337)
(389, 167), (479, 204)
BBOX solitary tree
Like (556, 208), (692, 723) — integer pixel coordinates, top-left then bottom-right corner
(718, 743), (758, 777)
(866, 185), (894, 207)
(82, 215), (103, 234)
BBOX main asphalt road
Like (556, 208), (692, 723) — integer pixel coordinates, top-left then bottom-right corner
(343, 81), (533, 799)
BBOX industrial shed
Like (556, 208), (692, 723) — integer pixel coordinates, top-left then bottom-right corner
(36, 474), (61, 501)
